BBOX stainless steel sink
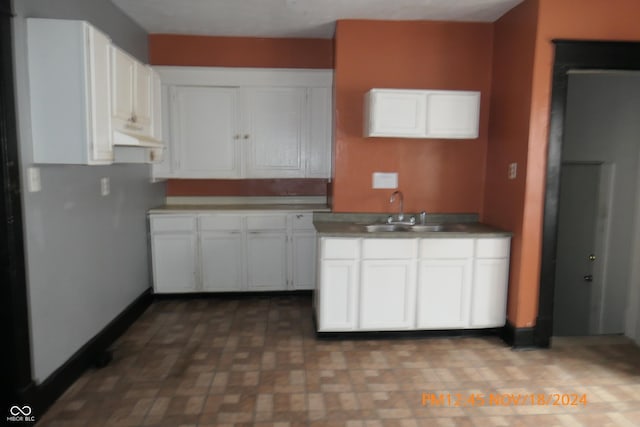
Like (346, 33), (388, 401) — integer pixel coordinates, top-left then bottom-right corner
(364, 224), (408, 232)
(407, 224), (444, 232)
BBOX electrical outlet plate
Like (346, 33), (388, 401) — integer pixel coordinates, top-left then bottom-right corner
(27, 167), (41, 192)
(508, 163), (517, 180)
(372, 172), (398, 189)
(100, 177), (110, 196)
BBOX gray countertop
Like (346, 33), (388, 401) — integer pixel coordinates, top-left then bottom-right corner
(149, 204), (331, 213)
(312, 212), (511, 238)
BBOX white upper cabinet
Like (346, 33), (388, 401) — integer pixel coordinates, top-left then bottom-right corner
(364, 89), (427, 138)
(152, 67), (333, 179)
(244, 87), (306, 178)
(171, 86), (241, 178)
(111, 46), (158, 143)
(364, 89), (480, 139)
(27, 19), (113, 164)
(26, 18), (163, 165)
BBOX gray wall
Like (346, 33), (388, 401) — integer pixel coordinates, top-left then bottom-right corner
(563, 72), (640, 335)
(12, 0), (164, 381)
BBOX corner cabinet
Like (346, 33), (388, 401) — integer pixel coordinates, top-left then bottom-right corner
(364, 89), (480, 139)
(315, 236), (510, 332)
(26, 18), (163, 166)
(149, 210), (318, 293)
(151, 67), (333, 180)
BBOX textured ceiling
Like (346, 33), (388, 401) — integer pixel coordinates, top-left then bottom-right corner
(112, 0), (524, 39)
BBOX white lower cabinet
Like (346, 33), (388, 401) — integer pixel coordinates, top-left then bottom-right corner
(317, 239), (360, 331)
(200, 231), (243, 292)
(150, 216), (198, 293)
(470, 238), (511, 328)
(316, 236), (510, 332)
(247, 231), (288, 290)
(150, 211), (317, 293)
(417, 239), (473, 329)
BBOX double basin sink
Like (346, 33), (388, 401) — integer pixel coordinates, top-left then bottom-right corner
(363, 223), (470, 233)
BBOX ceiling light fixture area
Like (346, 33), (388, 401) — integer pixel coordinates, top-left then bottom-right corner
(112, 0), (524, 39)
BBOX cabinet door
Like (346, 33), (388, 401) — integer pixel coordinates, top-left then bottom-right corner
(425, 91), (480, 139)
(244, 87), (306, 178)
(246, 231), (287, 290)
(306, 87), (332, 178)
(291, 232), (316, 290)
(417, 259), (472, 329)
(364, 89), (427, 138)
(470, 258), (509, 328)
(173, 86), (240, 177)
(86, 25), (113, 164)
(134, 63), (152, 130)
(200, 232), (244, 292)
(151, 233), (197, 293)
(360, 259), (416, 330)
(318, 259), (359, 331)
(111, 47), (134, 126)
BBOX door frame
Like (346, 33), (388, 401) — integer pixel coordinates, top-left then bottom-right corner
(0, 0), (35, 413)
(536, 40), (640, 347)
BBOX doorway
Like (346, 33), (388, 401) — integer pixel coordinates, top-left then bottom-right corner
(536, 41), (640, 347)
(0, 0), (34, 414)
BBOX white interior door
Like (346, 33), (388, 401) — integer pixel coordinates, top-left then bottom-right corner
(553, 163), (603, 336)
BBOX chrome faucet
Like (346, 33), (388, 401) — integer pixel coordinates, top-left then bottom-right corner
(389, 190), (405, 222)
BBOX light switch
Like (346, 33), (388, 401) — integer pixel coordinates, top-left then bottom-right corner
(508, 163), (518, 180)
(27, 167), (41, 192)
(100, 177), (110, 196)
(372, 172), (398, 189)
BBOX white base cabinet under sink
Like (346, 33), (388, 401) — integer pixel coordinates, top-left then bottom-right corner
(149, 211), (317, 293)
(316, 236), (510, 332)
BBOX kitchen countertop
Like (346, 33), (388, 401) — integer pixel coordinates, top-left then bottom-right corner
(149, 204), (330, 214)
(312, 212), (511, 238)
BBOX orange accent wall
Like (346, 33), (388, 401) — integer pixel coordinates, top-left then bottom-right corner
(148, 34), (333, 68)
(483, 1), (539, 327)
(331, 20), (493, 214)
(487, 0), (640, 328)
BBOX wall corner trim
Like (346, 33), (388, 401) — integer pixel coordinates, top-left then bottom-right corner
(501, 321), (537, 349)
(30, 288), (153, 421)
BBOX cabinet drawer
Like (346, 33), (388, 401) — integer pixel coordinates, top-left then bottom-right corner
(475, 238), (511, 258)
(150, 215), (195, 233)
(419, 239), (473, 259)
(199, 215), (242, 231)
(321, 238), (360, 259)
(246, 215), (287, 230)
(292, 213), (315, 230)
(362, 239), (417, 259)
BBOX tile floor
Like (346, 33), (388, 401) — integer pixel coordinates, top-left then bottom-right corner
(37, 295), (640, 427)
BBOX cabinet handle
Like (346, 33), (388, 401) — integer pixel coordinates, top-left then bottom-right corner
(233, 134), (240, 140)
(296, 214), (304, 219)
(243, 134), (250, 139)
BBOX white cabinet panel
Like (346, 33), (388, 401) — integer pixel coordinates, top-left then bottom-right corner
(152, 234), (198, 293)
(471, 258), (510, 328)
(307, 87), (332, 178)
(27, 19), (113, 164)
(111, 47), (135, 129)
(200, 232), (244, 292)
(425, 91), (480, 139)
(417, 259), (472, 329)
(244, 87), (306, 178)
(364, 88), (480, 139)
(292, 233), (316, 290)
(172, 86), (240, 177)
(246, 232), (288, 290)
(318, 260), (359, 331)
(365, 89), (427, 138)
(360, 259), (416, 330)
(134, 62), (152, 129)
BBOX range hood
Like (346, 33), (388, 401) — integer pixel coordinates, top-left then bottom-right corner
(113, 129), (163, 148)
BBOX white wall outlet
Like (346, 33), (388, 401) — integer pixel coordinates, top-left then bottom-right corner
(27, 167), (41, 192)
(508, 162), (518, 180)
(372, 172), (398, 189)
(100, 177), (110, 196)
